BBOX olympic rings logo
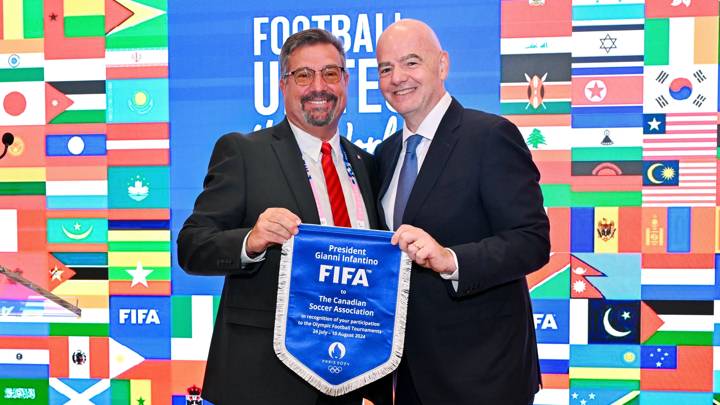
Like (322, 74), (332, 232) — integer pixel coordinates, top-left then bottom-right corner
(328, 366), (343, 374)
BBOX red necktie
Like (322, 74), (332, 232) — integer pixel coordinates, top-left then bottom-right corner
(321, 142), (351, 227)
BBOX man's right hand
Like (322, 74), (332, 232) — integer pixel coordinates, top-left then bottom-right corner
(245, 208), (301, 257)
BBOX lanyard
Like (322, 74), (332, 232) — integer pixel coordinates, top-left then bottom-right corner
(303, 146), (367, 229)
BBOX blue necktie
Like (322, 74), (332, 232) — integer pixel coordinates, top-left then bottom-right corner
(393, 134), (423, 230)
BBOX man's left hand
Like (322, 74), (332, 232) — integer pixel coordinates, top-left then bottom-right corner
(392, 225), (456, 274)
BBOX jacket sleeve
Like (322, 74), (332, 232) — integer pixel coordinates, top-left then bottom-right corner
(177, 133), (258, 276)
(449, 118), (550, 297)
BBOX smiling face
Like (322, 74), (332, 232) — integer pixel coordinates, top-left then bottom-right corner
(376, 20), (448, 132)
(279, 43), (348, 141)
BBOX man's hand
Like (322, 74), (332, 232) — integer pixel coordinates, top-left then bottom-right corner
(392, 225), (456, 274)
(246, 208), (301, 257)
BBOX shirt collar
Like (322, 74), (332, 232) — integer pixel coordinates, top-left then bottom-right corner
(402, 92), (452, 143)
(288, 120), (342, 163)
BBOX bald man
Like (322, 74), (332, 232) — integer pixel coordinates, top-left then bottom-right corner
(373, 20), (550, 404)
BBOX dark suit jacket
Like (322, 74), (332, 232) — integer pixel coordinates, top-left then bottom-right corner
(177, 119), (389, 405)
(375, 99), (550, 404)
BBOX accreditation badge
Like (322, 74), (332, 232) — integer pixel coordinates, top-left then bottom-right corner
(274, 224), (411, 396)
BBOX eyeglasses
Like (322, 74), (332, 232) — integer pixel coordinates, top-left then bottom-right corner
(282, 65), (345, 86)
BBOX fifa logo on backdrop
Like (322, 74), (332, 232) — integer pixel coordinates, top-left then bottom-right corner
(533, 313), (558, 330)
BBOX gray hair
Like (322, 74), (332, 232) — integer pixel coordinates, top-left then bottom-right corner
(280, 29), (345, 75)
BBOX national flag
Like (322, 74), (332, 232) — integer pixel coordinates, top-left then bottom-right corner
(642, 113), (717, 160)
(529, 253), (571, 299)
(48, 336), (109, 378)
(519, 126), (572, 152)
(106, 0), (167, 49)
(46, 134), (107, 157)
(0, 337), (48, 379)
(45, 80), (106, 125)
(588, 299), (640, 344)
(500, 0), (571, 38)
(641, 253), (715, 300)
(106, 123), (169, 166)
(44, 0), (105, 60)
(538, 343), (569, 375)
(0, 126), (45, 167)
(0, 51), (43, 82)
(645, 17), (718, 66)
(0, 81), (44, 125)
(0, 377), (48, 401)
(501, 37), (572, 56)
(570, 389), (640, 405)
(571, 160), (642, 192)
(533, 299), (569, 344)
(63, 0), (105, 38)
(569, 127), (643, 148)
(643, 66), (717, 113)
(49, 378), (111, 403)
(642, 160), (716, 207)
(500, 53), (571, 115)
(108, 166), (169, 209)
(0, 0), (43, 40)
(640, 346), (712, 391)
(47, 218), (108, 244)
(0, 167), (45, 196)
(571, 254), (640, 299)
(106, 78), (168, 123)
(645, 0), (719, 18)
(106, 49), (169, 79)
(571, 16), (644, 76)
(48, 253), (76, 291)
(569, 343), (640, 369)
(572, 75), (642, 106)
(171, 295), (218, 360)
(641, 300), (713, 346)
(108, 256), (170, 295)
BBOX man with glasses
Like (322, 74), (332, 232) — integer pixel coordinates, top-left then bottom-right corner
(178, 29), (389, 405)
(374, 19), (550, 404)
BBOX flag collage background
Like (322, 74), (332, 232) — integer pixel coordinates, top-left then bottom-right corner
(504, 0), (720, 403)
(1, 0), (719, 404)
(0, 0), (209, 403)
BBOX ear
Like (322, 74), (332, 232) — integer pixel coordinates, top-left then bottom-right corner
(279, 76), (287, 95)
(438, 51), (449, 81)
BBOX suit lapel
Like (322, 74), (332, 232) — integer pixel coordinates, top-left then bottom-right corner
(402, 99), (463, 226)
(340, 137), (378, 229)
(377, 132), (403, 228)
(270, 119), (320, 224)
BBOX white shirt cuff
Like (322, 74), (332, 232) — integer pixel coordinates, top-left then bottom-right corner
(241, 230), (266, 265)
(439, 248), (459, 291)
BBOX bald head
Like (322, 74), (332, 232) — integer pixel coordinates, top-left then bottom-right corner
(376, 19), (449, 131)
(378, 19), (442, 54)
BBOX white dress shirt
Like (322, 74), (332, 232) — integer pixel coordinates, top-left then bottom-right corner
(241, 122), (369, 264)
(380, 92), (460, 288)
